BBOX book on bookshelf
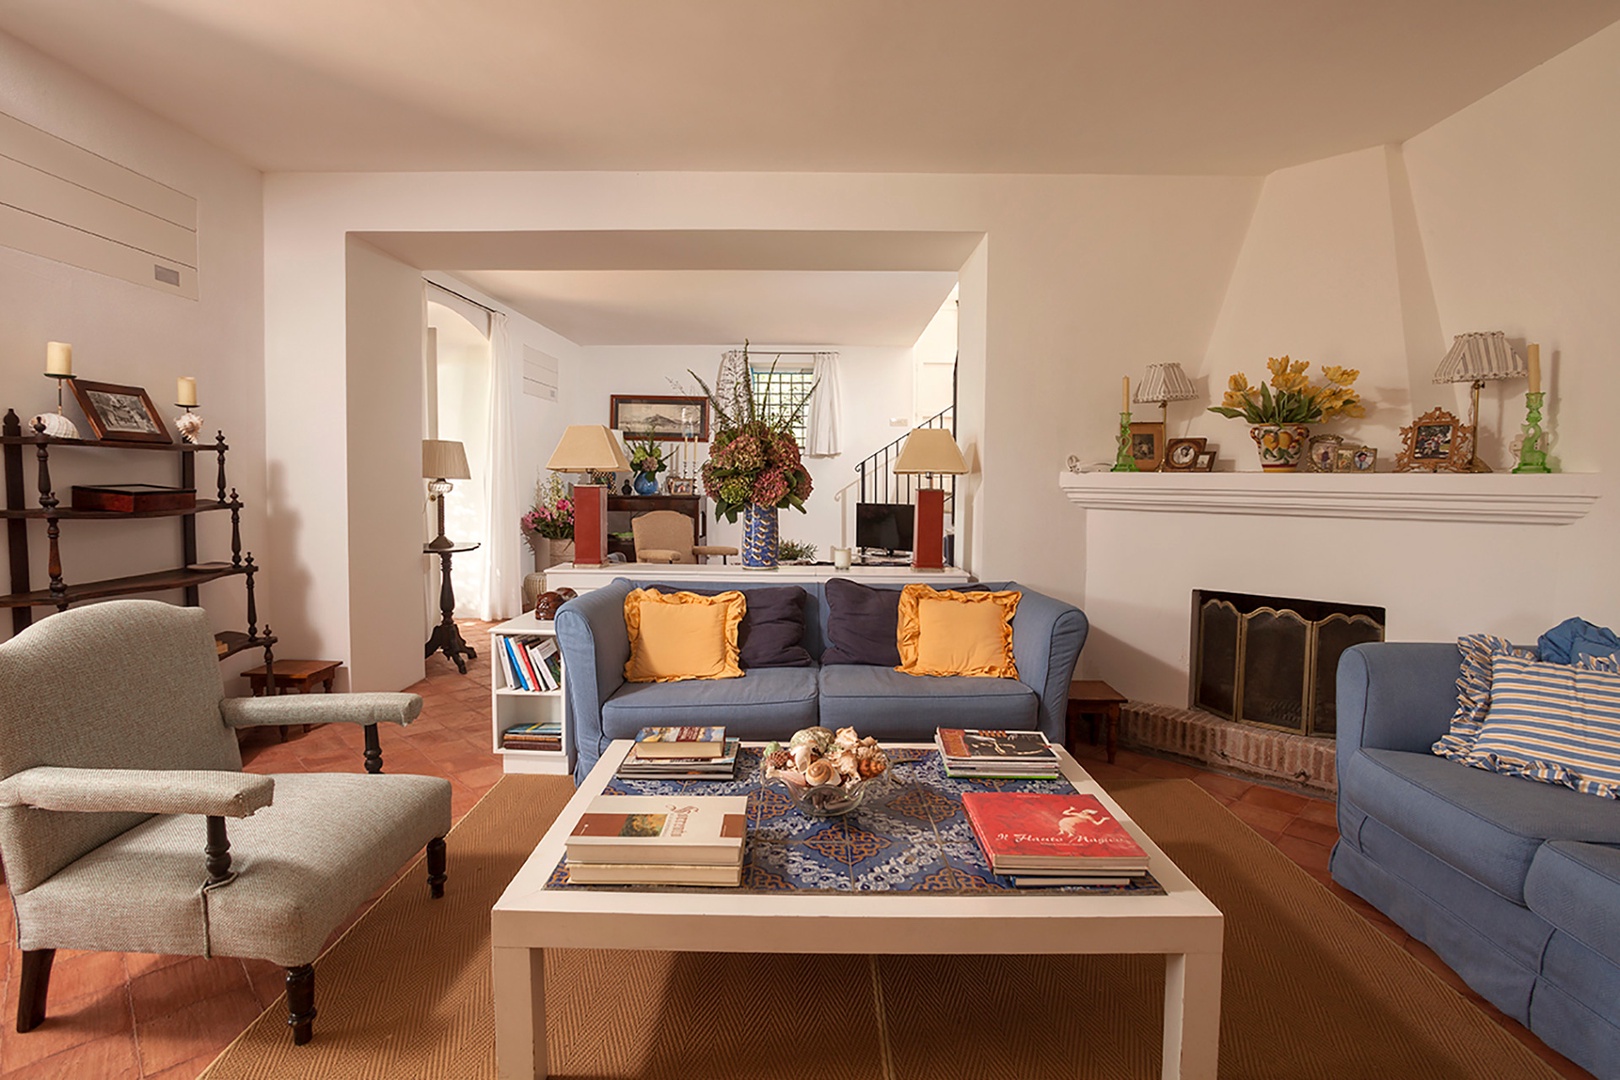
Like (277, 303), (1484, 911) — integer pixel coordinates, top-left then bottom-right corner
(961, 792), (1149, 873)
(935, 728), (1059, 777)
(616, 738), (742, 778)
(566, 794), (748, 866)
(566, 861), (743, 887)
(630, 726), (727, 759)
(523, 639), (557, 690)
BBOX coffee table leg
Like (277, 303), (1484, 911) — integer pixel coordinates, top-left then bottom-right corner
(493, 945), (548, 1079)
(1162, 950), (1221, 1079)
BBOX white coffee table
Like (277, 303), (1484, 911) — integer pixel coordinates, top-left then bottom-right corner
(492, 741), (1223, 1079)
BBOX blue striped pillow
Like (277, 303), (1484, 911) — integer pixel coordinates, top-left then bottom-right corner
(1464, 653), (1620, 798)
(1432, 634), (1534, 762)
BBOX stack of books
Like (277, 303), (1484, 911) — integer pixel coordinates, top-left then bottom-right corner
(566, 793), (748, 886)
(962, 791), (1150, 887)
(497, 635), (563, 692)
(935, 727), (1061, 779)
(616, 726), (741, 780)
(502, 721), (561, 752)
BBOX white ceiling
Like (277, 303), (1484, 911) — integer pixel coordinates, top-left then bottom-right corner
(2, 1), (1616, 176)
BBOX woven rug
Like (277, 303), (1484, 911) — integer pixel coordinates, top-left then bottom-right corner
(201, 776), (1560, 1079)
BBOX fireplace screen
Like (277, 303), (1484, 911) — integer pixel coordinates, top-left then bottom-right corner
(1192, 591), (1384, 737)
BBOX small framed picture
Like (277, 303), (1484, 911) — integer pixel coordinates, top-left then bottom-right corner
(69, 380), (171, 443)
(667, 477), (695, 495)
(1306, 433), (1343, 473)
(1128, 421), (1166, 472)
(1192, 450), (1217, 472)
(1336, 445), (1378, 473)
(1395, 408), (1474, 472)
(1162, 437), (1207, 472)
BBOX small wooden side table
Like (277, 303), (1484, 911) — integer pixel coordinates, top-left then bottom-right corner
(242, 659), (344, 741)
(1066, 679), (1126, 764)
(425, 541), (480, 674)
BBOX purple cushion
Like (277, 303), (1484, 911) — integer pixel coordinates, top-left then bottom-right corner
(679, 585), (812, 668)
(820, 577), (905, 666)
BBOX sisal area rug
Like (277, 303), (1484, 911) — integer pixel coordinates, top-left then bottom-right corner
(201, 776), (1560, 1079)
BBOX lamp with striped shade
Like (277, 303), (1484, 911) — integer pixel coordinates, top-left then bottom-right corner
(1132, 363), (1198, 423)
(1434, 332), (1527, 472)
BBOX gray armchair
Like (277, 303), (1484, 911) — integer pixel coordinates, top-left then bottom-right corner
(0, 600), (452, 1045)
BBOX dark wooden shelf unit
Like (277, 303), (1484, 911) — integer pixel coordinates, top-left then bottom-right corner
(605, 494), (708, 561)
(2, 409), (273, 667)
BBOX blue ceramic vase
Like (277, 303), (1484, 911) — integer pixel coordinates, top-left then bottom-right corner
(632, 472), (659, 495)
(741, 504), (780, 569)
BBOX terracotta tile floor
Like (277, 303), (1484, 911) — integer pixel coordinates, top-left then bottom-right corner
(0, 620), (1595, 1079)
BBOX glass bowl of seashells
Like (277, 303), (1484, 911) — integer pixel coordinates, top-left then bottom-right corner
(761, 725), (890, 817)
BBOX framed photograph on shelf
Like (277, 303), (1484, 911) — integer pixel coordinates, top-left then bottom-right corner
(608, 395), (710, 442)
(1306, 433), (1343, 473)
(1394, 409), (1473, 473)
(667, 477), (695, 495)
(1192, 450), (1217, 472)
(1162, 437), (1207, 472)
(68, 379), (171, 444)
(1337, 445), (1378, 473)
(1128, 421), (1166, 472)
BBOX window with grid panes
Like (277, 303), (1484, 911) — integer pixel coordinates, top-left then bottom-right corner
(749, 360), (815, 447)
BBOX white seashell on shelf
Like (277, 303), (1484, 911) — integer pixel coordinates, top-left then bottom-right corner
(174, 410), (204, 443)
(30, 413), (78, 439)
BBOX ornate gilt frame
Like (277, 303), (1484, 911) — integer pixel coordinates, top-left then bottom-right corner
(1395, 408), (1474, 473)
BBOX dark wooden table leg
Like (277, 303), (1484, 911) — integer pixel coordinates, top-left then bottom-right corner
(425, 549), (475, 674)
(1105, 702), (1120, 764)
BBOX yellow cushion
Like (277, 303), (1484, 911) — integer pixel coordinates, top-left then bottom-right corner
(623, 588), (745, 683)
(895, 584), (1021, 678)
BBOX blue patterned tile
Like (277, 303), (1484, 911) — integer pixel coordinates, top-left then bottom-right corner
(852, 843), (949, 892)
(749, 841), (853, 891)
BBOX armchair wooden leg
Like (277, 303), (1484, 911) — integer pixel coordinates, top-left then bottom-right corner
(363, 722), (383, 774)
(285, 963), (316, 1045)
(16, 948), (54, 1032)
(427, 837), (447, 898)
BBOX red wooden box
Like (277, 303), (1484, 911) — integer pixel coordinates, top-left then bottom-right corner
(70, 484), (196, 512)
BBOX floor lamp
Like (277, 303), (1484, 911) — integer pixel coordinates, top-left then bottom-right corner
(892, 428), (968, 572)
(1433, 331), (1526, 473)
(547, 426), (631, 567)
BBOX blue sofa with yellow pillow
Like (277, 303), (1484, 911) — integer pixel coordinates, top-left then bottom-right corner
(1332, 641), (1620, 1079)
(554, 576), (1087, 785)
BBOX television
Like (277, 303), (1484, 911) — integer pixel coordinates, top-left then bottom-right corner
(855, 502), (914, 554)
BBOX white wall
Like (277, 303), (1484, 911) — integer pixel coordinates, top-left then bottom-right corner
(1080, 22), (1620, 704)
(262, 173), (1259, 685)
(0, 31), (265, 664)
(572, 344), (914, 557)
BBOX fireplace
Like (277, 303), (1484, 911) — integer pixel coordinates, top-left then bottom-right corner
(1191, 590), (1385, 738)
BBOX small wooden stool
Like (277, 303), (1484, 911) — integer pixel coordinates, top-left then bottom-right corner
(1066, 679), (1126, 764)
(242, 659), (343, 741)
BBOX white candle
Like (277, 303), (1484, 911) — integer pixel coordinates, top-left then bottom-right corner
(1526, 344), (1541, 395)
(45, 342), (72, 376)
(1122, 376), (1130, 413)
(176, 376), (197, 407)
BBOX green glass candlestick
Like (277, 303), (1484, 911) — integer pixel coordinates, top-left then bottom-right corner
(1513, 391), (1550, 474)
(1111, 411), (1139, 472)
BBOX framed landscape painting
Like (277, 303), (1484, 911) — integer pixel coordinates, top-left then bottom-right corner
(609, 395), (710, 442)
(69, 379), (171, 444)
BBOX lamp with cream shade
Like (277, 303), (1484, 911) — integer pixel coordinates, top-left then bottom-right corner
(547, 425), (631, 568)
(1132, 362), (1198, 424)
(892, 427), (968, 571)
(1432, 331), (1526, 473)
(422, 439), (472, 551)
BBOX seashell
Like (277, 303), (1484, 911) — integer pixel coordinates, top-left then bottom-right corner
(775, 768), (806, 786)
(791, 743), (818, 770)
(834, 750), (861, 778)
(805, 759), (838, 786)
(763, 748), (791, 772)
(834, 726), (860, 749)
(857, 754), (888, 779)
(174, 410), (204, 443)
(30, 413), (78, 439)
(802, 726), (835, 751)
(788, 729), (820, 751)
(860, 736), (879, 748)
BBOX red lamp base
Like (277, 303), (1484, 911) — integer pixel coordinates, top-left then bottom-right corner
(911, 488), (946, 571)
(572, 484), (608, 567)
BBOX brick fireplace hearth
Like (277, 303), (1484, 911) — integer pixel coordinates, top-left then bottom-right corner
(1120, 701), (1338, 794)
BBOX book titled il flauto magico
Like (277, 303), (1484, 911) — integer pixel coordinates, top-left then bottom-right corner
(961, 792), (1148, 871)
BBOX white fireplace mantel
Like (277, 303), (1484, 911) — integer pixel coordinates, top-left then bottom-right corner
(1058, 470), (1601, 525)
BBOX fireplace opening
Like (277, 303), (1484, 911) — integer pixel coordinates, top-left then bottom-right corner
(1191, 590), (1385, 737)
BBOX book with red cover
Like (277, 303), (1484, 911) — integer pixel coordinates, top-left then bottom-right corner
(961, 792), (1149, 873)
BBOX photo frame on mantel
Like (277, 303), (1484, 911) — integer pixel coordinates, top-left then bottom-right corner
(69, 379), (171, 444)
(1394, 408), (1473, 473)
(1128, 421), (1165, 472)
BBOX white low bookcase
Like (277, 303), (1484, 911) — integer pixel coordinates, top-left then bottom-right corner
(489, 610), (570, 775)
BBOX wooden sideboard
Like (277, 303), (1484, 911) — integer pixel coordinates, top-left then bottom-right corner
(605, 494), (706, 561)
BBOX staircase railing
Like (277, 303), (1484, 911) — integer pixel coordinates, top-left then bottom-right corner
(854, 406), (955, 514)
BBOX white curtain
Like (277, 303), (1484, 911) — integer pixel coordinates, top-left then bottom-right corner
(807, 350), (841, 456)
(478, 312), (521, 619)
(713, 348), (749, 425)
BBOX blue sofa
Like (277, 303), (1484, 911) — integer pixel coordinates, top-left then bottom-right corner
(1332, 642), (1620, 1079)
(554, 577), (1087, 783)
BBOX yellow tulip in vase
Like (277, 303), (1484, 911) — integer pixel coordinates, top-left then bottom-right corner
(1209, 357), (1364, 472)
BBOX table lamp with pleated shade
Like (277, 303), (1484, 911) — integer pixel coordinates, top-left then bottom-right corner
(1132, 362), (1198, 424)
(892, 428), (968, 571)
(422, 439), (471, 550)
(547, 426), (631, 567)
(1433, 331), (1526, 472)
